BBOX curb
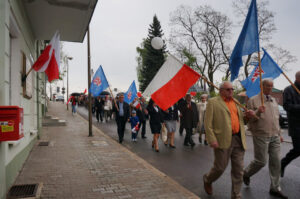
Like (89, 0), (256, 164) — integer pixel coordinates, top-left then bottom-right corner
(77, 113), (200, 199)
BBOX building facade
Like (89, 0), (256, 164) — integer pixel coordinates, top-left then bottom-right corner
(0, 1), (47, 198)
(0, 1), (97, 198)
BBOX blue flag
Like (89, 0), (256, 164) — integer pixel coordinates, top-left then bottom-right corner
(229, 0), (260, 81)
(124, 80), (137, 104)
(241, 48), (283, 98)
(90, 65), (109, 97)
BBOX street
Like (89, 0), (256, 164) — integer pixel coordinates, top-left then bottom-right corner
(77, 106), (300, 199)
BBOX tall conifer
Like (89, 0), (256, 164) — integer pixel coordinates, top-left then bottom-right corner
(137, 15), (166, 92)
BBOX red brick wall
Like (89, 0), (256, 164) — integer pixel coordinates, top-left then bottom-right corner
(271, 92), (283, 105)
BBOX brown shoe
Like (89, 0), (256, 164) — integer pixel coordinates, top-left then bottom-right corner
(203, 175), (212, 195)
(269, 190), (288, 199)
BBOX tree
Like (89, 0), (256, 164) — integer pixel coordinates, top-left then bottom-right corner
(169, 5), (232, 92)
(136, 15), (167, 92)
(232, 0), (297, 78)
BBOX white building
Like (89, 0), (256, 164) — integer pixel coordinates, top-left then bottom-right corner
(0, 1), (98, 198)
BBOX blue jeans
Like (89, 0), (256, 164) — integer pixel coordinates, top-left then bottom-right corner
(72, 105), (76, 113)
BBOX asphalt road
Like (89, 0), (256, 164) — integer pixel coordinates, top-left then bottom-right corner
(77, 106), (300, 199)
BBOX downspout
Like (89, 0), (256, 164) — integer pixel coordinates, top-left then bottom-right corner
(36, 41), (40, 138)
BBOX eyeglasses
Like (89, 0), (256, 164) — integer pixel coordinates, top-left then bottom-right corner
(222, 88), (234, 92)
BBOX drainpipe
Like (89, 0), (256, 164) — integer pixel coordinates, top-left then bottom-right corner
(36, 41), (40, 138)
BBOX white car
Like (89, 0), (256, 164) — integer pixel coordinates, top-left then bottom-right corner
(56, 96), (64, 102)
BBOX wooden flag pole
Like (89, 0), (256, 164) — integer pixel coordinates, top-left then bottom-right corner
(200, 75), (250, 112)
(108, 85), (119, 112)
(257, 51), (264, 106)
(282, 72), (300, 94)
(22, 66), (34, 82)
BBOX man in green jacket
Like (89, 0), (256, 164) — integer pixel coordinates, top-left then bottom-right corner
(203, 81), (254, 199)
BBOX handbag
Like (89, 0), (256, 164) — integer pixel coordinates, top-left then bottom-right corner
(161, 123), (168, 142)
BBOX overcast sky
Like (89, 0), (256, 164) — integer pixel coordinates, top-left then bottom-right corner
(62, 0), (300, 95)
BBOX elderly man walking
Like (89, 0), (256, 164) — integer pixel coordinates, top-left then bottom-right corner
(243, 79), (287, 199)
(281, 71), (300, 177)
(203, 81), (253, 199)
(179, 94), (199, 148)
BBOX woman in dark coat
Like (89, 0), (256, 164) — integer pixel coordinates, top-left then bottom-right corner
(163, 104), (179, 148)
(147, 99), (164, 152)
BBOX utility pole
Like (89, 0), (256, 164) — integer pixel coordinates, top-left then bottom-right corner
(65, 56), (73, 110)
(87, 26), (93, 137)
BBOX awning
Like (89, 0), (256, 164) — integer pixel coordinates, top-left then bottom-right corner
(23, 0), (98, 42)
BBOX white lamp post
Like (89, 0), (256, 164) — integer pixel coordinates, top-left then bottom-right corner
(151, 37), (164, 50)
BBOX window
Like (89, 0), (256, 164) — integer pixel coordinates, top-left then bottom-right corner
(22, 52), (33, 99)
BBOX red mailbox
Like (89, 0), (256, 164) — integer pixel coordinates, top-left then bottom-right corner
(0, 106), (24, 141)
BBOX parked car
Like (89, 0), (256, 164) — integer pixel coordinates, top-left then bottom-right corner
(278, 105), (288, 127)
(56, 96), (64, 102)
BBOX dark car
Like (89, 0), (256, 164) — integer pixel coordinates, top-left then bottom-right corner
(278, 105), (288, 127)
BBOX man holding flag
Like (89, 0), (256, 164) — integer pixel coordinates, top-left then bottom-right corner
(281, 71), (300, 179)
(243, 79), (287, 199)
(112, 94), (130, 143)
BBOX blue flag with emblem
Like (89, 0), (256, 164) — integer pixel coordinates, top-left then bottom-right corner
(90, 65), (109, 97)
(241, 48), (283, 98)
(229, 0), (260, 81)
(124, 80), (137, 104)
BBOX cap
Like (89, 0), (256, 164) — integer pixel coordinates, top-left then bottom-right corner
(132, 110), (136, 114)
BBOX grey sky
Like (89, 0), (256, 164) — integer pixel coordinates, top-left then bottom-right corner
(63, 0), (300, 94)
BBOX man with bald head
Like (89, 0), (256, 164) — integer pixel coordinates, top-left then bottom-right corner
(203, 81), (254, 199)
(281, 71), (300, 177)
(243, 79), (287, 199)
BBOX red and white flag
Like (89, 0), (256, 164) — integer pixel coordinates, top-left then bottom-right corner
(32, 31), (60, 82)
(143, 54), (200, 110)
(133, 100), (141, 109)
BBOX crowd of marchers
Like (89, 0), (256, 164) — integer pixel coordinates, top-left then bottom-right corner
(69, 71), (300, 199)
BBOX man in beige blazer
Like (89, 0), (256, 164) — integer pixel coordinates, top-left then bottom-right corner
(203, 81), (254, 199)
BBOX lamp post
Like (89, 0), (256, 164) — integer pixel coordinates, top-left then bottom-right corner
(65, 56), (73, 110)
(87, 26), (93, 137)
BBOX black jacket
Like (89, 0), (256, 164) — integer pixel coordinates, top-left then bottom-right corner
(147, 105), (164, 125)
(179, 100), (198, 128)
(95, 98), (104, 110)
(163, 104), (179, 121)
(113, 101), (130, 121)
(283, 82), (300, 137)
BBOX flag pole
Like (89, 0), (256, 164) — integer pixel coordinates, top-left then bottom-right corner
(22, 67), (34, 82)
(257, 51), (264, 106)
(107, 85), (119, 111)
(281, 72), (300, 94)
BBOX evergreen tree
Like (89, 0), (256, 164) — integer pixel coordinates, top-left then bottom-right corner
(137, 15), (167, 92)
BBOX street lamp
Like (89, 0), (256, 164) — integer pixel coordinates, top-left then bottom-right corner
(65, 56), (73, 110)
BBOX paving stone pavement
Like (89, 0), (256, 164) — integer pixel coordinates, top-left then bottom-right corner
(13, 102), (199, 199)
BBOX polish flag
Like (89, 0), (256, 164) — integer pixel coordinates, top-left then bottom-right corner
(133, 100), (141, 109)
(32, 31), (60, 82)
(143, 54), (200, 110)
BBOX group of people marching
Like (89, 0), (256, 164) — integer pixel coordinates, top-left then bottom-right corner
(111, 92), (208, 151)
(109, 71), (300, 199)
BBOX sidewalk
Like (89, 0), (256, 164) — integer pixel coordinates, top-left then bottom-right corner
(13, 102), (199, 199)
